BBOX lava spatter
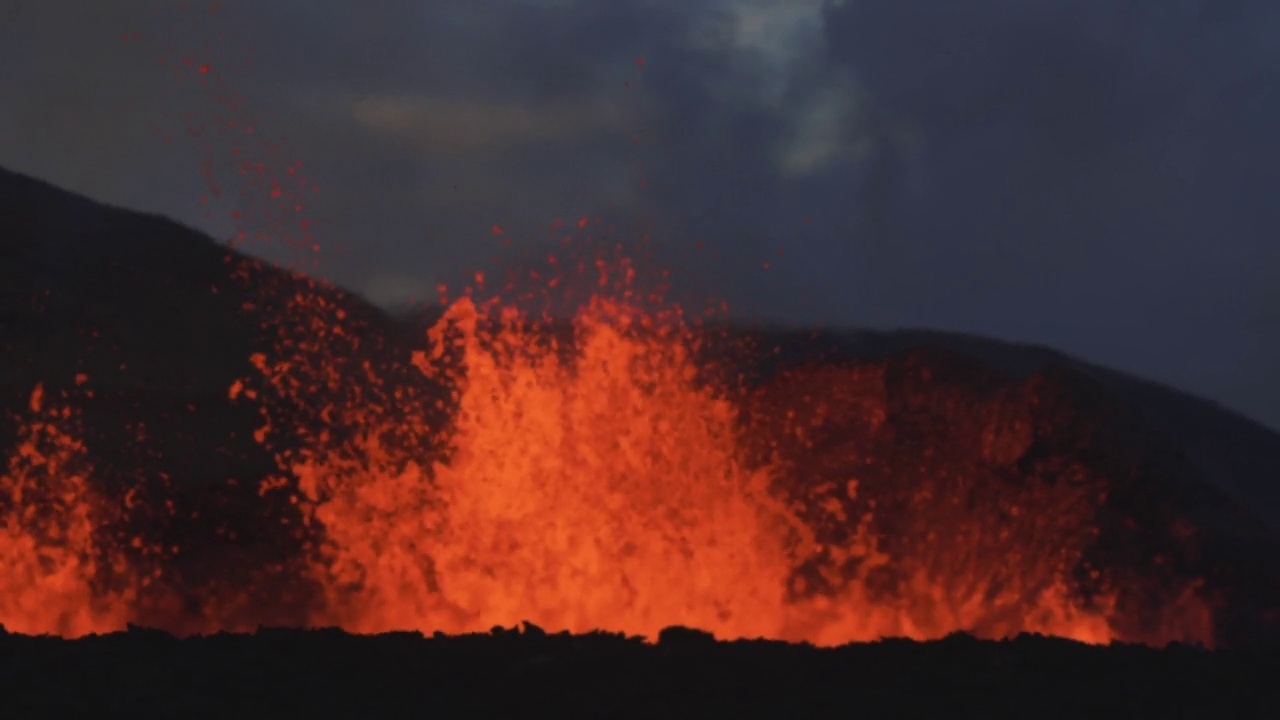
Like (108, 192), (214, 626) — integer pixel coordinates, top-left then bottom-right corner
(294, 296), (812, 640)
(0, 385), (133, 637)
(253, 274), (1213, 646)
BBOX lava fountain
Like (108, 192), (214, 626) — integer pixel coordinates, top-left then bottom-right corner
(294, 295), (811, 640)
(260, 270), (1210, 646)
(0, 384), (132, 637)
(0, 256), (1217, 646)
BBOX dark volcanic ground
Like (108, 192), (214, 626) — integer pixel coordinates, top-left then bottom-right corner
(1, 625), (1276, 719)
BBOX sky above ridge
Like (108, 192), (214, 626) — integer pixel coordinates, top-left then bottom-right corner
(1, 0), (1278, 431)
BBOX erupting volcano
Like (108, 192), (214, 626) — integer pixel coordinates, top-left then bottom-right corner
(5, 173), (1260, 648)
(6, 3), (1280, 712)
(261, 291), (1128, 645)
(230, 251), (1226, 646)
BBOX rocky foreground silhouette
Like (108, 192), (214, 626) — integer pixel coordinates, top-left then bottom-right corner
(0, 623), (1276, 718)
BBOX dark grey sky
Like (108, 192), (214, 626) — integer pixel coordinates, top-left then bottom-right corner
(2, 0), (1278, 431)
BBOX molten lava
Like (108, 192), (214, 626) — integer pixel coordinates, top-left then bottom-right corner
(267, 290), (1209, 646)
(0, 276), (1217, 647)
(296, 297), (808, 639)
(0, 0), (1225, 645)
(0, 385), (131, 637)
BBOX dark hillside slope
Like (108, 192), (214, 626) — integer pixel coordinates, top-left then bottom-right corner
(699, 324), (1280, 534)
(0, 165), (406, 628)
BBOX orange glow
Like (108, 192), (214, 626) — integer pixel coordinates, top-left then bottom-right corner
(0, 269), (1217, 647)
(295, 296), (810, 639)
(3, 5), (1210, 643)
(0, 385), (132, 637)
(265, 289), (1212, 646)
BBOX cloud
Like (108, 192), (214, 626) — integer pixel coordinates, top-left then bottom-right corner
(685, 0), (829, 103)
(817, 0), (1280, 427)
(350, 95), (638, 155)
(675, 0), (882, 180)
(773, 78), (873, 178)
(3, 0), (1279, 429)
(362, 273), (439, 308)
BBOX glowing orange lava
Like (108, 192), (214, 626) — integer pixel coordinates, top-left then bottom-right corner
(0, 270), (1216, 647)
(273, 291), (1209, 646)
(296, 297), (809, 639)
(0, 0), (1215, 645)
(0, 385), (132, 637)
